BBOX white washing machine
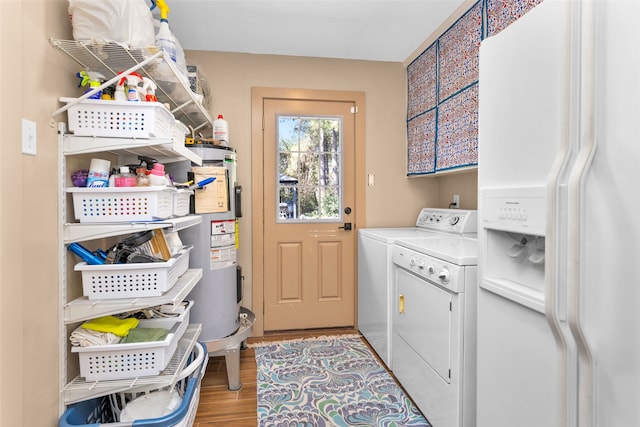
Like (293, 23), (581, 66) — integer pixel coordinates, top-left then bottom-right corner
(357, 209), (477, 369)
(391, 230), (478, 427)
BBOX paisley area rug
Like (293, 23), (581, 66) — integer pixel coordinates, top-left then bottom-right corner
(251, 335), (431, 427)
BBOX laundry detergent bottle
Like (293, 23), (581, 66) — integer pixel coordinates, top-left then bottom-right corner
(213, 114), (229, 145)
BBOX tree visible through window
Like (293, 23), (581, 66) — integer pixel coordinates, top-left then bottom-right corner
(277, 115), (343, 222)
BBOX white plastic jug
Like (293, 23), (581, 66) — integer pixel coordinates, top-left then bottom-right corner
(213, 114), (229, 145)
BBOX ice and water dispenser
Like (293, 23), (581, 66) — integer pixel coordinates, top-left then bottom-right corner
(479, 187), (547, 312)
(167, 144), (243, 341)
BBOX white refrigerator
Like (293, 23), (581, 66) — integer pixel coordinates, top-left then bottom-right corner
(477, 1), (640, 427)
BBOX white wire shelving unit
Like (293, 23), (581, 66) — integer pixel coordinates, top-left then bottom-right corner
(61, 324), (202, 404)
(63, 269), (203, 324)
(50, 39), (212, 134)
(51, 40), (213, 411)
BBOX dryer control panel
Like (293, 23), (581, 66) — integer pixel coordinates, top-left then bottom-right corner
(415, 208), (477, 235)
(392, 244), (466, 293)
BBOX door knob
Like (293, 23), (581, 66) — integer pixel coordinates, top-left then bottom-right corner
(338, 222), (352, 230)
(399, 294), (405, 314)
(344, 207), (352, 214)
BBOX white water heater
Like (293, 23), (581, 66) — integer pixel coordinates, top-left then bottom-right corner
(167, 144), (242, 341)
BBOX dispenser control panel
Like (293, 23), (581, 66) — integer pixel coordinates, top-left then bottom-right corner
(480, 187), (546, 235)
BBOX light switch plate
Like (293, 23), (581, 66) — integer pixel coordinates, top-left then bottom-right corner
(22, 119), (37, 156)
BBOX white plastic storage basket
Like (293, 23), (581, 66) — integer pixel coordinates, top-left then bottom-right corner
(61, 97), (174, 139)
(172, 120), (189, 144)
(75, 246), (192, 300)
(60, 342), (207, 426)
(67, 186), (176, 223)
(173, 189), (193, 217)
(71, 301), (193, 381)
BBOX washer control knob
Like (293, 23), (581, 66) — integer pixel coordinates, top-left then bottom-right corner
(427, 266), (435, 274)
(409, 258), (416, 266)
(449, 216), (460, 226)
(438, 268), (450, 283)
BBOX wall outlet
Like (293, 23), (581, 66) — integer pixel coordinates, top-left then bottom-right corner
(22, 119), (37, 156)
(452, 194), (460, 208)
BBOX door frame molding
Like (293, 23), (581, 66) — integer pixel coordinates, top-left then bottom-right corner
(251, 87), (366, 336)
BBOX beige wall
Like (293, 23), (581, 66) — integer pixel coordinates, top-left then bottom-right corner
(436, 169), (478, 210)
(1, 1), (76, 426)
(184, 50), (449, 312)
(1, 2), (477, 426)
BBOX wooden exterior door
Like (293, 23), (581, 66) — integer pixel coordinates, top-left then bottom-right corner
(261, 97), (357, 331)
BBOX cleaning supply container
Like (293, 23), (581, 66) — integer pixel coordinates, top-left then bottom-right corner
(114, 166), (136, 187)
(86, 158), (110, 188)
(155, 0), (177, 63)
(213, 114), (229, 145)
(149, 163), (168, 185)
(59, 341), (208, 427)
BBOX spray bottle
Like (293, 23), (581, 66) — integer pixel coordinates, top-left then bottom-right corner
(142, 77), (158, 102)
(76, 71), (106, 99)
(114, 76), (127, 101)
(118, 72), (144, 102)
(155, 0), (177, 63)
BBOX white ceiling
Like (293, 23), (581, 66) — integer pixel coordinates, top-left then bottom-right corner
(166, 0), (467, 62)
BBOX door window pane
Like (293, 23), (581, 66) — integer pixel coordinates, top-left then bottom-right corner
(277, 115), (343, 222)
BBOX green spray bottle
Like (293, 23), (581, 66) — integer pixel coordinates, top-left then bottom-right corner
(76, 70), (106, 99)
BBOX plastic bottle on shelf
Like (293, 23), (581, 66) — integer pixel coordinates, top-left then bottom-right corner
(114, 166), (137, 187)
(136, 167), (151, 186)
(114, 82), (127, 101)
(155, 0), (177, 63)
(213, 114), (229, 145)
(148, 163), (167, 186)
(76, 71), (106, 100)
(86, 158), (110, 188)
(142, 77), (158, 102)
(124, 73), (144, 101)
(127, 89), (139, 101)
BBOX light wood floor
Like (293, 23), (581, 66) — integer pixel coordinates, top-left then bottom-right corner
(193, 328), (359, 426)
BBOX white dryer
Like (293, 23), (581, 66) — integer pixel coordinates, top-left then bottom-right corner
(392, 230), (478, 427)
(357, 209), (476, 369)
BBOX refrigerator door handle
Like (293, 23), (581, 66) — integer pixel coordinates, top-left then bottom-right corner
(566, 2), (598, 427)
(543, 4), (585, 427)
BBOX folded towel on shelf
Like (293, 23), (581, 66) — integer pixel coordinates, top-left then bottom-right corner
(70, 326), (121, 347)
(81, 315), (139, 337)
(120, 327), (169, 344)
